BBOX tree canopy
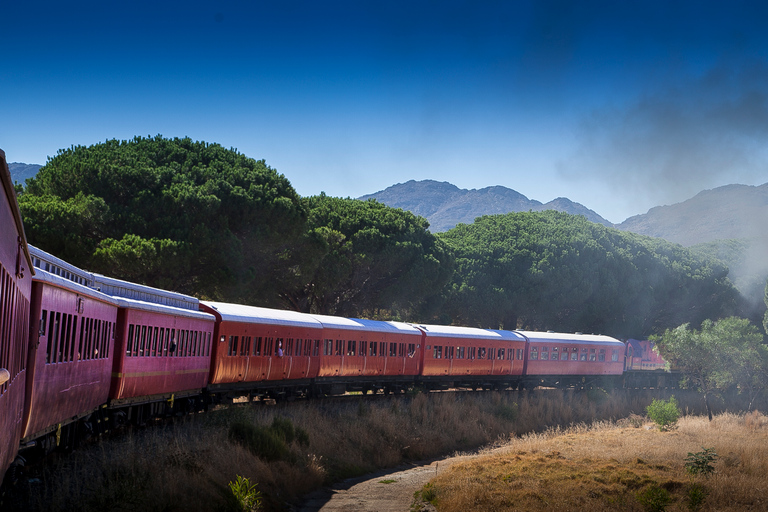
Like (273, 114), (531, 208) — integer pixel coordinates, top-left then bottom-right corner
(439, 211), (742, 337)
(652, 317), (768, 419)
(19, 135), (306, 303)
(281, 195), (454, 319)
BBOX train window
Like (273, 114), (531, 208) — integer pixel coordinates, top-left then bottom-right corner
(284, 338), (292, 357)
(612, 349), (619, 362)
(552, 347), (558, 360)
(476, 347), (485, 359)
(323, 339), (332, 355)
(580, 348), (588, 361)
(151, 327), (158, 356)
(498, 348), (505, 360)
(457, 346), (465, 359)
(561, 349), (569, 361)
(517, 348), (524, 360)
(359, 341), (367, 357)
(433, 346), (442, 359)
(598, 349), (606, 362)
(40, 310), (47, 336)
(313, 340), (320, 357)
(49, 312), (60, 363)
(240, 335), (249, 356)
(140, 325), (148, 357)
(389, 343), (397, 357)
(571, 348), (578, 360)
(398, 343), (405, 357)
(77, 317), (85, 360)
(590, 349), (596, 361)
(409, 344), (417, 357)
(333, 339), (342, 356)
(347, 340), (355, 356)
(369, 341), (377, 357)
(380, 342), (386, 357)
(253, 337), (261, 356)
(530, 347), (538, 360)
(542, 347), (550, 360)
(127, 324), (134, 356)
(469, 347), (476, 360)
(295, 339), (302, 356)
(276, 338), (284, 356)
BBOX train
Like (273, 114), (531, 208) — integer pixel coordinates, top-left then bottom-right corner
(0, 149), (672, 486)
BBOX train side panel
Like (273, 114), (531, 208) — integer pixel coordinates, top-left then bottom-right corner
(110, 300), (214, 403)
(0, 149), (33, 481)
(22, 272), (118, 440)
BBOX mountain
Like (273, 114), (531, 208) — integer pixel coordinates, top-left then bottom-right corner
(617, 183), (768, 246)
(359, 180), (613, 232)
(8, 162), (42, 184)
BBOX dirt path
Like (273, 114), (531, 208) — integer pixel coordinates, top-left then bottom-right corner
(296, 454), (476, 512)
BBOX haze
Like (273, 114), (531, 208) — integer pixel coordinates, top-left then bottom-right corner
(3, 1), (768, 224)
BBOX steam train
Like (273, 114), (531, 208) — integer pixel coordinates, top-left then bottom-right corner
(0, 150), (670, 486)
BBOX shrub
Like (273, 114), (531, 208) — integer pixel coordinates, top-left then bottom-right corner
(637, 485), (672, 512)
(228, 420), (289, 461)
(228, 475), (262, 511)
(684, 447), (717, 477)
(686, 482), (708, 511)
(646, 396), (680, 431)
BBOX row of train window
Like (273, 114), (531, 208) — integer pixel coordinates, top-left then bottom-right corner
(127, 324), (212, 358)
(224, 336), (418, 359)
(323, 340), (418, 358)
(226, 335), (321, 357)
(0, 265), (30, 395)
(42, 309), (113, 364)
(529, 346), (620, 362)
(430, 345), (523, 361)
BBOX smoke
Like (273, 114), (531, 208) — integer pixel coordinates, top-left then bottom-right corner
(559, 60), (768, 209)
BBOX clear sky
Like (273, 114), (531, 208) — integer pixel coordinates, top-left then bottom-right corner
(3, 1), (768, 224)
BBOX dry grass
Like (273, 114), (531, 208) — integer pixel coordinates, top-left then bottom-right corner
(5, 388), (764, 511)
(421, 411), (768, 511)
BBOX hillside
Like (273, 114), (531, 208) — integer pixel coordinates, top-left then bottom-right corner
(359, 180), (613, 232)
(8, 162), (41, 184)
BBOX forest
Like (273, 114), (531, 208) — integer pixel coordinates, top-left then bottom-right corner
(17, 135), (767, 340)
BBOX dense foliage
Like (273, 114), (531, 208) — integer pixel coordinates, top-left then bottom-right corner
(19, 136), (306, 303)
(439, 211), (742, 337)
(281, 195), (453, 318)
(652, 317), (768, 419)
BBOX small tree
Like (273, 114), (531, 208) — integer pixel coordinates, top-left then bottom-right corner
(652, 317), (765, 421)
(646, 396), (680, 431)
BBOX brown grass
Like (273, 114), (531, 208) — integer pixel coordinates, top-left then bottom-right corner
(420, 412), (768, 511)
(5, 388), (764, 511)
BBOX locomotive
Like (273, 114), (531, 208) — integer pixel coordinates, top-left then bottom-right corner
(0, 149), (671, 486)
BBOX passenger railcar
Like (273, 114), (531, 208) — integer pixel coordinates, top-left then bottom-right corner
(519, 331), (626, 387)
(0, 149), (34, 482)
(419, 325), (527, 390)
(200, 301), (323, 398)
(110, 296), (215, 411)
(22, 268), (118, 448)
(625, 339), (666, 371)
(313, 315), (422, 395)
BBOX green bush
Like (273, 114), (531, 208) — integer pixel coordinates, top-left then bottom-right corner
(228, 475), (262, 511)
(646, 396), (680, 431)
(685, 447), (717, 477)
(228, 421), (289, 462)
(637, 485), (672, 512)
(686, 482), (708, 511)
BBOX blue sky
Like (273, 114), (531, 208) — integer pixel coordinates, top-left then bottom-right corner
(3, 1), (768, 224)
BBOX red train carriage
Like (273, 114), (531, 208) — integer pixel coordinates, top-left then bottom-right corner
(22, 268), (118, 446)
(518, 331), (625, 387)
(418, 325), (527, 390)
(110, 297), (215, 413)
(0, 149), (34, 482)
(200, 301), (323, 398)
(312, 315), (422, 394)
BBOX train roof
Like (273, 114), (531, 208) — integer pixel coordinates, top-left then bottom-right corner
(32, 267), (118, 305)
(1, 149), (34, 275)
(311, 315), (423, 335)
(115, 296), (215, 321)
(92, 274), (199, 311)
(516, 331), (624, 346)
(416, 324), (522, 340)
(201, 301), (323, 329)
(29, 245), (93, 287)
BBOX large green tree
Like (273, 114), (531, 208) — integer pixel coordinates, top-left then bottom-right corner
(652, 317), (767, 419)
(281, 195), (454, 319)
(19, 136), (306, 303)
(439, 211), (742, 336)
